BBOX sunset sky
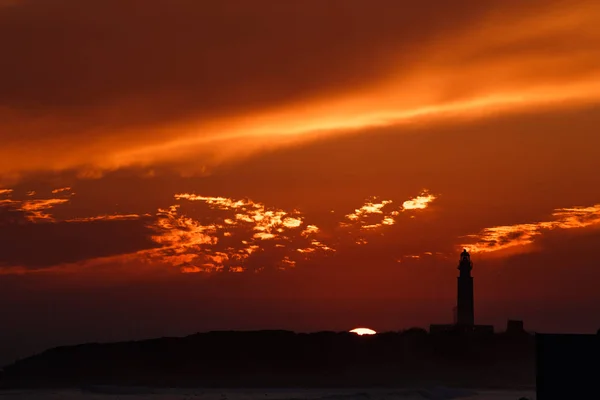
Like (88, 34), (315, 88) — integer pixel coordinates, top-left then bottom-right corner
(1, 0), (600, 365)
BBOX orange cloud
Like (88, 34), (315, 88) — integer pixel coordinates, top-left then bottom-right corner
(66, 214), (144, 223)
(152, 205), (218, 249)
(51, 187), (72, 194)
(147, 195), (335, 273)
(461, 203), (600, 254)
(344, 199), (393, 224)
(341, 190), (436, 230)
(0, 188), (145, 226)
(279, 256), (296, 270)
(141, 190), (437, 273)
(0, 1), (598, 179)
(301, 225), (320, 238)
(174, 194), (305, 241)
(181, 266), (202, 274)
(402, 191), (437, 210)
(17, 198), (69, 222)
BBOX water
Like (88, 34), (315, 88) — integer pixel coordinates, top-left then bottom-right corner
(0, 387), (536, 400)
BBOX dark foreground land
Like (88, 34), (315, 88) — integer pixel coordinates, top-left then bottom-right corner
(0, 330), (534, 389)
(536, 333), (600, 400)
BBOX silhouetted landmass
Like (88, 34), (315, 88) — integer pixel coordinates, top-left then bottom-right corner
(0, 330), (535, 389)
(536, 333), (600, 400)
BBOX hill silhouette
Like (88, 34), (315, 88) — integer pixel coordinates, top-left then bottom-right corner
(0, 330), (534, 389)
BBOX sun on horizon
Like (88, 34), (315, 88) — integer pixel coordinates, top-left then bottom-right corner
(349, 327), (377, 336)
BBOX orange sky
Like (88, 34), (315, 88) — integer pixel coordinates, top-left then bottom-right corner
(1, 0), (600, 365)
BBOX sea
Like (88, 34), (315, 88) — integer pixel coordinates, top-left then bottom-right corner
(0, 387), (536, 400)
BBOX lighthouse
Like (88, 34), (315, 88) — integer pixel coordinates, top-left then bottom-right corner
(456, 249), (475, 327)
(429, 250), (493, 335)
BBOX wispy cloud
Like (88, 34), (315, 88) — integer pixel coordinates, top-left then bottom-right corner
(174, 194), (305, 241)
(0, 189), (138, 224)
(402, 191), (437, 210)
(2, 1), (598, 180)
(147, 191), (436, 273)
(147, 195), (335, 273)
(0, 186), (80, 222)
(340, 190), (436, 231)
(301, 224), (320, 238)
(342, 199), (395, 229)
(398, 251), (444, 261)
(461, 204), (600, 253)
(66, 214), (145, 223)
(51, 187), (72, 194)
(0, 187), (440, 275)
(13, 198), (70, 222)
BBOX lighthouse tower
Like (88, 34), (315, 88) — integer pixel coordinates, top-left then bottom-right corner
(430, 249), (494, 335)
(456, 249), (475, 327)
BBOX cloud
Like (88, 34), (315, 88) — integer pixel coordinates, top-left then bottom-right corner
(340, 190), (436, 232)
(19, 199), (69, 221)
(0, 0), (598, 179)
(402, 191), (437, 210)
(65, 214), (145, 222)
(145, 194), (335, 273)
(0, 187), (80, 222)
(301, 225), (320, 238)
(174, 194), (305, 236)
(7, 180), (599, 278)
(5, 188), (435, 276)
(141, 190), (436, 274)
(342, 199), (394, 228)
(0, 217), (158, 268)
(461, 203), (600, 254)
(0, 188), (157, 267)
(131, 190), (437, 274)
(51, 187), (72, 194)
(0, 197), (69, 222)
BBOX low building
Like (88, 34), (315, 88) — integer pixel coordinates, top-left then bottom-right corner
(506, 319), (526, 335)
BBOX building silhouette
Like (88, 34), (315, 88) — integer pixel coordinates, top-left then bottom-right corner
(456, 249), (475, 327)
(506, 319), (526, 335)
(536, 333), (600, 399)
(430, 249), (494, 335)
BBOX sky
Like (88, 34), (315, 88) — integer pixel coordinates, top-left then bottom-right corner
(1, 0), (600, 365)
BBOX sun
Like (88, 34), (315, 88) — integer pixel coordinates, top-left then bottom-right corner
(349, 327), (377, 336)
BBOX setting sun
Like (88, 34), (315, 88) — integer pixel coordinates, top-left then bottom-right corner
(350, 328), (377, 336)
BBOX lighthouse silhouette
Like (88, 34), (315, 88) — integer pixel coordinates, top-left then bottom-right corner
(429, 249), (494, 334)
(456, 249), (475, 327)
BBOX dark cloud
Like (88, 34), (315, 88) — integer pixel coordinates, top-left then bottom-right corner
(0, 0), (533, 121)
(475, 226), (600, 316)
(0, 211), (157, 268)
(0, 0), (597, 180)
